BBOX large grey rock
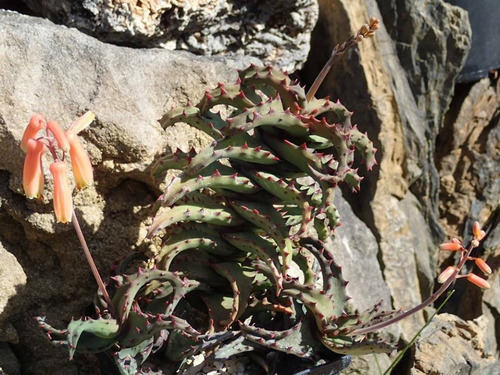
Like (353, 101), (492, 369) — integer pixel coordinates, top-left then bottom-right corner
(331, 192), (395, 374)
(301, 0), (470, 341)
(435, 74), (500, 357)
(331, 192), (393, 315)
(410, 313), (500, 375)
(0, 10), (258, 374)
(437, 78), (500, 239)
(19, 0), (319, 72)
(376, 0), (472, 221)
(0, 242), (26, 347)
(0, 242), (26, 319)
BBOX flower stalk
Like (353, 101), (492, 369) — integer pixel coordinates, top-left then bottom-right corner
(350, 222), (491, 336)
(306, 17), (380, 102)
(71, 210), (115, 316)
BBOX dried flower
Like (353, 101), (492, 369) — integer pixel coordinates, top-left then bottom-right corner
(49, 161), (73, 223)
(439, 241), (462, 251)
(369, 17), (380, 30)
(472, 221), (486, 241)
(21, 114), (46, 152)
(475, 258), (492, 276)
(66, 111), (95, 137)
(437, 266), (457, 283)
(467, 273), (490, 289)
(359, 24), (369, 35)
(23, 139), (47, 199)
(66, 132), (93, 190)
(47, 120), (70, 152)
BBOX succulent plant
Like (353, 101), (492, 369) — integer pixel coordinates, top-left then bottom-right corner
(30, 17), (494, 374)
(36, 61), (396, 374)
(146, 63), (396, 366)
(35, 18), (411, 374)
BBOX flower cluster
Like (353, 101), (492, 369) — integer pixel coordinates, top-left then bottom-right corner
(438, 221), (492, 289)
(21, 112), (95, 223)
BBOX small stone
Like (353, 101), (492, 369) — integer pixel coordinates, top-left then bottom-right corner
(213, 361), (224, 370)
(192, 354), (205, 367)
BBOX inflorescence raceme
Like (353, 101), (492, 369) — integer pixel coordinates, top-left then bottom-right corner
(21, 112), (95, 222)
(438, 222), (491, 289)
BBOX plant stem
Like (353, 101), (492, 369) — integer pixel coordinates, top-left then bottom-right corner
(72, 210), (115, 317)
(350, 244), (474, 336)
(306, 17), (379, 102)
(382, 290), (455, 375)
(306, 42), (354, 102)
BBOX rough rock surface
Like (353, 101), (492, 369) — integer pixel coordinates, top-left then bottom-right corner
(18, 0), (318, 72)
(0, 9), (259, 374)
(435, 73), (500, 371)
(301, 0), (471, 341)
(332, 191), (393, 314)
(330, 191), (395, 375)
(438, 78), (500, 240)
(410, 313), (500, 375)
(0, 243), (26, 327)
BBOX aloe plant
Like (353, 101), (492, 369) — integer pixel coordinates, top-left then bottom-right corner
(34, 18), (397, 374)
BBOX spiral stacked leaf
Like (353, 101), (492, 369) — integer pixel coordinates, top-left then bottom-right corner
(147, 66), (395, 361)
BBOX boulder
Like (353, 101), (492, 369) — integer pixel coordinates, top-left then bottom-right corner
(410, 313), (500, 375)
(0, 9), (259, 374)
(300, 0), (471, 341)
(18, 0), (319, 72)
(437, 78), (500, 241)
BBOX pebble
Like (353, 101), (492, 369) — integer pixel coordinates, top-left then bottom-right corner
(181, 352), (256, 375)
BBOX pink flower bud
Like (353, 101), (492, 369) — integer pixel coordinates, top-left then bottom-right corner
(66, 132), (93, 190)
(475, 258), (492, 276)
(21, 114), (46, 152)
(49, 161), (73, 223)
(439, 242), (462, 251)
(437, 266), (457, 283)
(23, 139), (47, 199)
(467, 273), (490, 289)
(47, 120), (70, 152)
(472, 221), (486, 241)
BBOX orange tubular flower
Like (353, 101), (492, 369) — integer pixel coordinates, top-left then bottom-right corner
(439, 242), (462, 251)
(47, 120), (70, 152)
(66, 132), (93, 190)
(49, 161), (73, 223)
(21, 114), (46, 152)
(437, 266), (457, 284)
(23, 139), (47, 199)
(475, 258), (492, 276)
(467, 273), (490, 289)
(472, 221), (486, 241)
